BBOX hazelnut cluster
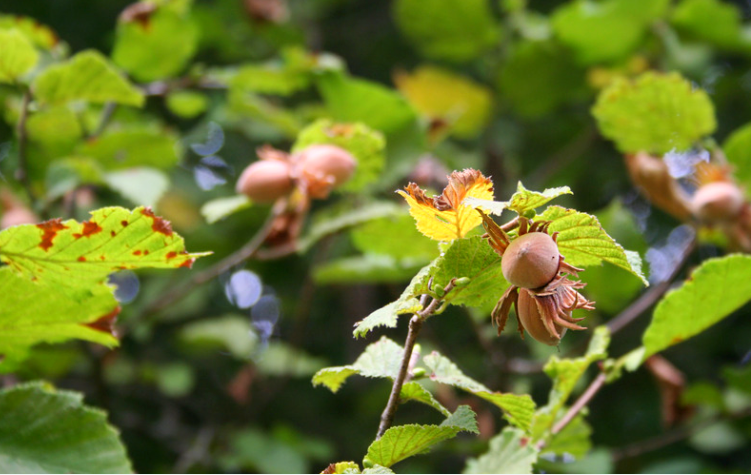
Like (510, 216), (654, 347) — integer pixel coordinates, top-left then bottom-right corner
(480, 212), (595, 346)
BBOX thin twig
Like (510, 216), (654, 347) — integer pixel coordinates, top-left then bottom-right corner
(15, 89), (34, 204)
(91, 102), (118, 138)
(552, 372), (607, 436)
(376, 279), (457, 439)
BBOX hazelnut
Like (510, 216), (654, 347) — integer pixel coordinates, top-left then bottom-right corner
(235, 160), (293, 203)
(0, 208), (38, 229)
(517, 289), (565, 346)
(295, 144), (356, 199)
(691, 182), (745, 223)
(501, 232), (560, 289)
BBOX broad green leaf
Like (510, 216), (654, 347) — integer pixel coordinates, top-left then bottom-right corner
(463, 427), (539, 474)
(643, 254), (751, 358)
(316, 73), (417, 134)
(298, 201), (402, 252)
(0, 269), (118, 372)
(228, 63), (311, 97)
(292, 119), (386, 192)
(532, 327), (610, 439)
(722, 122), (751, 189)
(112, 6), (199, 82)
(393, 0), (500, 62)
(33, 50), (144, 107)
(0, 206), (210, 297)
(312, 336), (404, 392)
(423, 351), (536, 431)
(400, 381), (451, 417)
(0, 15), (58, 50)
(465, 182), (572, 217)
(200, 195), (252, 224)
(671, 0), (744, 50)
(178, 314), (258, 359)
(313, 254), (431, 285)
(104, 168), (169, 207)
(538, 206), (648, 285)
(76, 129), (181, 171)
(350, 213), (439, 261)
(0, 382), (132, 473)
(365, 406), (478, 468)
(543, 414), (592, 459)
(394, 66), (493, 139)
(166, 91), (208, 119)
(226, 90), (305, 138)
(26, 106), (83, 150)
(255, 342), (328, 378)
(592, 71), (716, 154)
(0, 29), (39, 84)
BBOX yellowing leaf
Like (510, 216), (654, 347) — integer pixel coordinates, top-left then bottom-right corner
(397, 169), (493, 241)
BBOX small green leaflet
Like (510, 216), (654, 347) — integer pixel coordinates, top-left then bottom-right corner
(643, 254), (751, 359)
(0, 382), (132, 473)
(399, 382), (451, 417)
(0, 28), (39, 84)
(465, 182), (572, 216)
(32, 50), (144, 107)
(543, 414), (592, 460)
(365, 406), (478, 468)
(722, 122), (751, 189)
(538, 206), (648, 285)
(312, 336), (404, 392)
(463, 427), (539, 474)
(423, 351), (536, 431)
(200, 195), (252, 224)
(0, 206), (210, 297)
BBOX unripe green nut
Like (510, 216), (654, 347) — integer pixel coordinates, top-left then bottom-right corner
(501, 232), (560, 289)
(235, 160), (293, 203)
(517, 289), (565, 346)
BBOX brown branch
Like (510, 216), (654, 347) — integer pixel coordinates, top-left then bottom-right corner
(551, 371), (607, 437)
(15, 89), (34, 204)
(376, 279), (458, 439)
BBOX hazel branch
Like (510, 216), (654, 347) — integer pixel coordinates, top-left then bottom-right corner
(376, 278), (458, 439)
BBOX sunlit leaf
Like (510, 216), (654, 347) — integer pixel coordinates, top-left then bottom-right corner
(166, 90), (208, 119)
(365, 406), (478, 468)
(463, 427), (539, 474)
(312, 337), (404, 392)
(671, 0), (744, 50)
(592, 71), (716, 154)
(0, 382), (132, 473)
(0, 15), (58, 50)
(33, 50), (144, 107)
(643, 254), (751, 359)
(400, 381), (451, 417)
(200, 195), (252, 224)
(722, 122), (751, 189)
(104, 167), (169, 207)
(465, 182), (572, 217)
(0, 29), (39, 84)
(76, 129), (181, 171)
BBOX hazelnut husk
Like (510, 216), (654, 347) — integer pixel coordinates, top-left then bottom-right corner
(235, 160), (293, 203)
(501, 232), (561, 289)
(691, 181), (745, 223)
(295, 144), (356, 199)
(517, 288), (566, 346)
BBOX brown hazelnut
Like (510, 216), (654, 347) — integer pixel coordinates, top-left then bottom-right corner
(691, 182), (745, 223)
(235, 160), (293, 203)
(501, 232), (560, 289)
(295, 144), (356, 199)
(517, 289), (565, 346)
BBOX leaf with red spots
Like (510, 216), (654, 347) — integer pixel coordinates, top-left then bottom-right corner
(0, 206), (210, 296)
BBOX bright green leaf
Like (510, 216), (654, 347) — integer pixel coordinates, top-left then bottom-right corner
(543, 414), (592, 459)
(200, 195), (252, 224)
(0, 382), (132, 473)
(350, 212), (440, 261)
(393, 0), (500, 62)
(0, 29), (39, 84)
(643, 254), (751, 358)
(463, 427), (539, 474)
(400, 382), (451, 417)
(166, 90), (208, 119)
(538, 206), (648, 285)
(179, 314), (258, 359)
(592, 71), (716, 154)
(292, 119), (386, 192)
(365, 406), (478, 468)
(671, 0), (744, 50)
(77, 129), (181, 171)
(312, 336), (404, 392)
(33, 50), (144, 107)
(104, 167), (169, 207)
(466, 182), (572, 216)
(722, 122), (751, 189)
(0, 15), (58, 50)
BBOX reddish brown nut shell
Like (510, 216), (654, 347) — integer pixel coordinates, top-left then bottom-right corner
(296, 144), (356, 199)
(501, 232), (561, 289)
(691, 182), (745, 223)
(517, 289), (565, 346)
(235, 160), (293, 203)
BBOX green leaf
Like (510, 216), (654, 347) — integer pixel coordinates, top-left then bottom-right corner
(722, 122), (751, 189)
(316, 73), (417, 134)
(0, 29), (39, 84)
(0, 206), (210, 297)
(104, 168), (169, 207)
(312, 336), (404, 392)
(228, 63), (311, 97)
(392, 0), (500, 62)
(466, 182), (572, 216)
(178, 314), (258, 359)
(350, 212), (439, 261)
(313, 254), (431, 285)
(643, 254), (751, 359)
(0, 15), (58, 50)
(0, 382), (132, 473)
(722, 364), (751, 395)
(399, 381), (451, 417)
(0, 269), (118, 371)
(423, 351), (536, 431)
(112, 6), (199, 82)
(543, 414), (592, 459)
(200, 195), (252, 224)
(255, 342), (328, 378)
(292, 119), (386, 192)
(592, 71), (716, 154)
(671, 0), (744, 50)
(166, 90), (208, 119)
(76, 129), (181, 171)
(463, 427), (539, 474)
(33, 50), (144, 107)
(538, 206), (648, 285)
(365, 406), (478, 468)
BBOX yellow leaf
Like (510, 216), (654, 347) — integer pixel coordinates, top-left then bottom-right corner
(397, 169), (494, 241)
